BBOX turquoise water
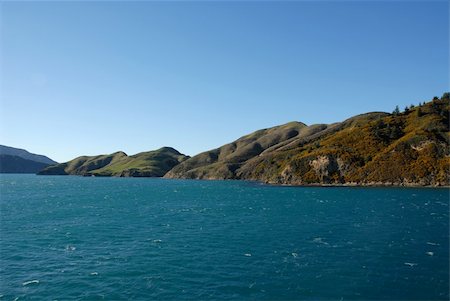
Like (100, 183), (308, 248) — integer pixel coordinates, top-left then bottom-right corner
(0, 174), (448, 300)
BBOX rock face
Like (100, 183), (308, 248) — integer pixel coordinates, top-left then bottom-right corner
(38, 147), (189, 177)
(165, 95), (449, 186)
(309, 155), (341, 183)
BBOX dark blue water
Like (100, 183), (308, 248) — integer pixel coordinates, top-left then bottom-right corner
(0, 175), (448, 300)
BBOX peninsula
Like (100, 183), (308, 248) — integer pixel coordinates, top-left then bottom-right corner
(38, 94), (449, 186)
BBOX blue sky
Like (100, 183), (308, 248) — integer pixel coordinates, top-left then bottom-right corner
(0, 1), (448, 162)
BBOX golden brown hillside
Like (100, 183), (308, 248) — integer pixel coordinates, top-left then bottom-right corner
(165, 94), (449, 186)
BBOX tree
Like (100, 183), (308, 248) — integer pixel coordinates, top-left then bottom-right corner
(393, 105), (400, 115)
(372, 120), (404, 143)
(442, 92), (450, 100)
(404, 106), (409, 113)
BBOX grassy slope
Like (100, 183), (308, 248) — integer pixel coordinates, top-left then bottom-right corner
(92, 147), (189, 177)
(165, 121), (307, 179)
(166, 97), (449, 186)
(38, 147), (189, 177)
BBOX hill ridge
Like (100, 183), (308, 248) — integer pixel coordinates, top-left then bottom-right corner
(165, 95), (449, 186)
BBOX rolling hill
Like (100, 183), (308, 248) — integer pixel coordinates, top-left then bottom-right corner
(38, 147), (189, 177)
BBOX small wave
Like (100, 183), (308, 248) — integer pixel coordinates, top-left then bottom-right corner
(23, 279), (39, 286)
(426, 242), (440, 246)
(313, 237), (329, 245)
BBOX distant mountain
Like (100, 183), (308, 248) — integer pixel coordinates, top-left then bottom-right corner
(0, 146), (57, 173)
(38, 147), (189, 177)
(0, 155), (52, 174)
(0, 145), (57, 165)
(165, 95), (449, 186)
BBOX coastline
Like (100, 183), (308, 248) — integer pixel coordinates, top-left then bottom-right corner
(29, 173), (450, 188)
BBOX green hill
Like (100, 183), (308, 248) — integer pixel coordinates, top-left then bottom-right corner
(165, 94), (449, 186)
(38, 147), (189, 177)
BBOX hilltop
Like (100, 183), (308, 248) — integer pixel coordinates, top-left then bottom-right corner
(38, 147), (189, 177)
(165, 94), (449, 186)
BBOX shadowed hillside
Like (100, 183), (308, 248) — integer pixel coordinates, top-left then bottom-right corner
(165, 94), (449, 186)
(0, 145), (57, 165)
(0, 145), (57, 173)
(0, 155), (52, 173)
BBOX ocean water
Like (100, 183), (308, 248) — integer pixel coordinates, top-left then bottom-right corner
(0, 175), (448, 300)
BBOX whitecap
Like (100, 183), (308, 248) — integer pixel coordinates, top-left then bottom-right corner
(427, 242), (440, 246)
(313, 237), (329, 245)
(22, 279), (39, 286)
(152, 239), (162, 243)
(404, 262), (417, 267)
(426, 252), (434, 256)
(90, 272), (98, 276)
(291, 252), (298, 258)
(244, 253), (252, 257)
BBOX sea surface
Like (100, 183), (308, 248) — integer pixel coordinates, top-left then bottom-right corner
(0, 174), (448, 300)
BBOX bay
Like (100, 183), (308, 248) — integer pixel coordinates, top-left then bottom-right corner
(0, 174), (448, 300)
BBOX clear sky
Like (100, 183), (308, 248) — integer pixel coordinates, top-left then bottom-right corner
(0, 1), (448, 162)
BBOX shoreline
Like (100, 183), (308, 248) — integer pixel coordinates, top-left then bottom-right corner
(259, 181), (450, 189)
(9, 173), (448, 188)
